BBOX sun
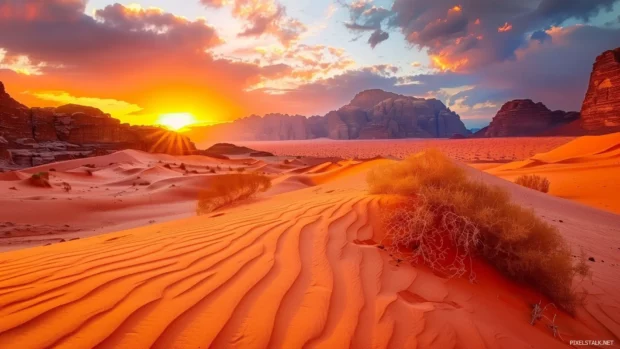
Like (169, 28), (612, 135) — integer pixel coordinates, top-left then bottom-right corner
(157, 113), (196, 131)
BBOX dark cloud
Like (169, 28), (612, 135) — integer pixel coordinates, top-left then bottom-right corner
(340, 0), (392, 48)
(530, 30), (552, 43)
(368, 29), (389, 48)
(343, 0), (620, 70)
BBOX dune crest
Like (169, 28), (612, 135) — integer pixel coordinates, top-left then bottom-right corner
(489, 133), (620, 213)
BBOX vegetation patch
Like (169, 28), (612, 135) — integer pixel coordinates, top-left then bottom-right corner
(515, 174), (551, 193)
(196, 173), (271, 216)
(29, 172), (51, 188)
(367, 149), (587, 312)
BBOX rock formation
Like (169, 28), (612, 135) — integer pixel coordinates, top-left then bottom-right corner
(0, 82), (196, 168)
(580, 48), (620, 132)
(187, 89), (470, 143)
(477, 99), (580, 137)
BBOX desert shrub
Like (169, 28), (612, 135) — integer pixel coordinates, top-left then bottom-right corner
(196, 173), (271, 216)
(61, 182), (72, 192)
(236, 167), (245, 173)
(84, 164), (96, 169)
(180, 163), (187, 171)
(368, 149), (587, 312)
(30, 172), (51, 188)
(164, 164), (172, 169)
(515, 174), (550, 193)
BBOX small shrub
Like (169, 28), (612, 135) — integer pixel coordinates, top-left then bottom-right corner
(196, 173), (271, 216)
(209, 168), (216, 174)
(236, 167), (245, 173)
(85, 169), (93, 176)
(515, 174), (550, 193)
(163, 164), (172, 169)
(49, 168), (57, 172)
(61, 182), (72, 192)
(30, 172), (51, 188)
(368, 149), (587, 313)
(84, 164), (96, 169)
(180, 163), (187, 171)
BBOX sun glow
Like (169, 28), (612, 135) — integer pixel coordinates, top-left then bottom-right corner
(157, 113), (196, 131)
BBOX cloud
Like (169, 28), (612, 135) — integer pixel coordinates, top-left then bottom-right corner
(200, 0), (306, 46)
(341, 0), (620, 71)
(26, 90), (143, 122)
(0, 0), (310, 123)
(341, 0), (392, 48)
(368, 29), (389, 48)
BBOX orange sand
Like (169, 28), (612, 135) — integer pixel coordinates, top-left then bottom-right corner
(0, 137), (619, 348)
(487, 133), (620, 214)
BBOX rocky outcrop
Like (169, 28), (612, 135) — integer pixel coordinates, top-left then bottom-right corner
(0, 82), (196, 168)
(478, 100), (580, 137)
(580, 48), (620, 132)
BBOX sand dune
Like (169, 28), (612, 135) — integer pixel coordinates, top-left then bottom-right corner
(0, 160), (618, 348)
(487, 133), (620, 214)
(1, 139), (619, 348)
(0, 150), (313, 251)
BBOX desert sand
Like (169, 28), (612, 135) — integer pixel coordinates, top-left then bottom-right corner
(0, 136), (619, 348)
(486, 133), (620, 214)
(231, 137), (575, 163)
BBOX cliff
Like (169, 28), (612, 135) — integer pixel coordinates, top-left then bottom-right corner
(0, 82), (196, 168)
(580, 48), (620, 132)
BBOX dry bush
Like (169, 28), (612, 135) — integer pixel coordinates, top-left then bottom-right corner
(515, 174), (550, 193)
(196, 173), (271, 216)
(368, 149), (587, 312)
(30, 172), (51, 188)
(61, 182), (72, 192)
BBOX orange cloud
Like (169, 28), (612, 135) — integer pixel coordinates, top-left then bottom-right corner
(498, 22), (512, 32)
(27, 90), (143, 123)
(430, 54), (469, 72)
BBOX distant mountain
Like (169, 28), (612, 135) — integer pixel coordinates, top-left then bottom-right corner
(185, 89), (470, 143)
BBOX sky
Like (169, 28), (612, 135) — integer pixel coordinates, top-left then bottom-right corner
(1, 0), (620, 129)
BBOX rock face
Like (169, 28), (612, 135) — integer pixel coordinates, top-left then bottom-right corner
(327, 90), (469, 139)
(580, 48), (620, 132)
(478, 99), (580, 137)
(188, 89), (470, 143)
(0, 82), (196, 168)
